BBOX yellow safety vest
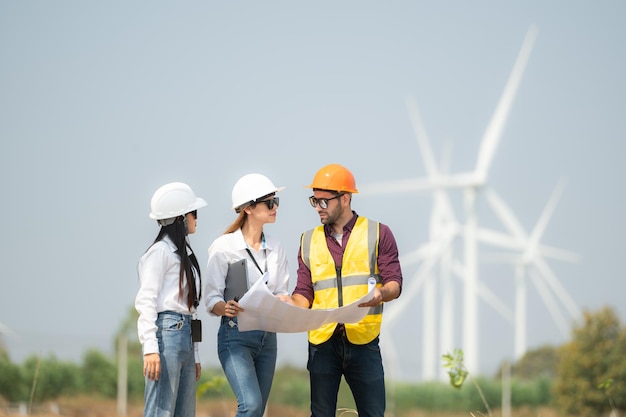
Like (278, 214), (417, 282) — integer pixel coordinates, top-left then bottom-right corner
(301, 216), (383, 345)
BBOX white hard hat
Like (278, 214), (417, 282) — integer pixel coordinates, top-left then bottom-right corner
(231, 173), (285, 212)
(149, 182), (207, 222)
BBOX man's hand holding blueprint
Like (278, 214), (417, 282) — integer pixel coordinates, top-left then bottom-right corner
(236, 273), (375, 333)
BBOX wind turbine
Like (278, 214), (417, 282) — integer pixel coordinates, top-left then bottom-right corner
(383, 99), (516, 379)
(481, 181), (581, 359)
(362, 25), (538, 372)
(406, 96), (460, 380)
(381, 228), (458, 380)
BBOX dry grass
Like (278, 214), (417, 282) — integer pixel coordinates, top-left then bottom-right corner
(399, 407), (562, 417)
(0, 397), (308, 417)
(0, 397), (563, 417)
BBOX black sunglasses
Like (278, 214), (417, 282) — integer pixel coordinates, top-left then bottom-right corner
(188, 210), (198, 219)
(254, 197), (279, 210)
(309, 193), (344, 209)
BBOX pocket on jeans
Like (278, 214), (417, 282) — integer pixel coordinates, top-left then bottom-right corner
(162, 317), (184, 332)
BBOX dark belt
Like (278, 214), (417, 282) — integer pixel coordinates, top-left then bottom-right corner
(333, 324), (345, 336)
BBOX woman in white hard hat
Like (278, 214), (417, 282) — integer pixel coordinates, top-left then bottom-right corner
(204, 173), (289, 417)
(135, 182), (207, 417)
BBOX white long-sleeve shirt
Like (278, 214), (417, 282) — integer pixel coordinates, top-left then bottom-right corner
(204, 229), (289, 316)
(135, 235), (200, 363)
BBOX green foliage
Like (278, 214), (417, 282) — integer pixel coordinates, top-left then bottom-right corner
(441, 349), (493, 417)
(22, 355), (81, 402)
(0, 352), (24, 401)
(125, 352), (146, 400)
(115, 306), (146, 400)
(268, 365), (310, 408)
(509, 376), (552, 407)
(0, 301), (580, 413)
(395, 381), (459, 411)
(391, 377), (553, 413)
(0, 354), (557, 412)
(598, 377), (618, 414)
(81, 349), (117, 398)
(442, 348), (468, 388)
(334, 378), (358, 412)
(553, 306), (626, 416)
(197, 367), (231, 399)
(495, 345), (559, 380)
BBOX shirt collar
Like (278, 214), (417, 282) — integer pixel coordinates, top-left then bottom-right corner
(163, 234), (192, 255)
(233, 228), (271, 251)
(323, 211), (358, 236)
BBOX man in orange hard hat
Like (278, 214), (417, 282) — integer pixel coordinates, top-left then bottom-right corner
(280, 163), (403, 417)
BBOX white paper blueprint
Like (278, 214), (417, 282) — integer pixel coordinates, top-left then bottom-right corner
(237, 273), (375, 333)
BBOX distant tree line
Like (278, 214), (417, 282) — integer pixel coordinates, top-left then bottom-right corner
(0, 306), (624, 416)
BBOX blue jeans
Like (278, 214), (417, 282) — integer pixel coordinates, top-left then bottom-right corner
(144, 312), (196, 417)
(218, 317), (277, 417)
(308, 333), (385, 417)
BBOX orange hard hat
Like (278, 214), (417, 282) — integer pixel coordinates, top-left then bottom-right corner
(307, 164), (358, 193)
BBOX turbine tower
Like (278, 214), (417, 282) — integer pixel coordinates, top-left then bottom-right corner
(407, 97), (459, 380)
(362, 25), (538, 373)
(382, 99), (516, 380)
(481, 182), (581, 359)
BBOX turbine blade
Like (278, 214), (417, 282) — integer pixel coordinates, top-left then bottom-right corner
(400, 242), (435, 266)
(387, 229), (459, 327)
(451, 265), (513, 321)
(484, 188), (528, 240)
(476, 227), (525, 250)
(531, 256), (582, 321)
(406, 96), (439, 177)
(476, 281), (514, 322)
(474, 25), (538, 181)
(526, 178), (567, 256)
(476, 227), (580, 263)
(440, 140), (453, 175)
(527, 269), (570, 337)
(538, 245), (581, 263)
(359, 172), (481, 195)
(385, 255), (437, 326)
(358, 177), (433, 194)
(479, 252), (521, 264)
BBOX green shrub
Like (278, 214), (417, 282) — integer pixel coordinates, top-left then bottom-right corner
(21, 355), (81, 401)
(0, 352), (24, 401)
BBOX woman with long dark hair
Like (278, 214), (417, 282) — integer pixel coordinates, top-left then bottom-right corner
(135, 182), (207, 417)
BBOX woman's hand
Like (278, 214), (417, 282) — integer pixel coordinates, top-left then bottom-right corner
(223, 299), (243, 317)
(143, 353), (160, 381)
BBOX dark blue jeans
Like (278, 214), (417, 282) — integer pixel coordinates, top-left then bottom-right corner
(307, 333), (385, 417)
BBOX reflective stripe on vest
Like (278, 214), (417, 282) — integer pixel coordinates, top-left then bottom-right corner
(301, 216), (382, 345)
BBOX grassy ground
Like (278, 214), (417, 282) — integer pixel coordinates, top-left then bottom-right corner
(1, 397), (564, 417)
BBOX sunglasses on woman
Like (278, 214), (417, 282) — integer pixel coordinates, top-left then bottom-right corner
(254, 197), (279, 210)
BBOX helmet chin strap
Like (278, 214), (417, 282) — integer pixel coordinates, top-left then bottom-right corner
(158, 217), (176, 226)
(157, 216), (188, 235)
(183, 216), (189, 236)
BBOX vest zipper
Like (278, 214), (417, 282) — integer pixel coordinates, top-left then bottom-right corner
(336, 266), (344, 307)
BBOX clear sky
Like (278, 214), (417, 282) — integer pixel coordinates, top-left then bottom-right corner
(1, 1), (624, 381)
